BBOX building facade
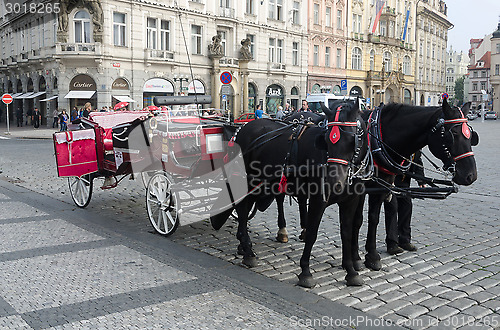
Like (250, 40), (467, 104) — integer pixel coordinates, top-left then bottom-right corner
(307, 0), (347, 97)
(346, 0), (416, 107)
(0, 0), (309, 126)
(414, 0), (451, 106)
(445, 46), (468, 103)
(467, 35), (492, 110)
(490, 23), (500, 112)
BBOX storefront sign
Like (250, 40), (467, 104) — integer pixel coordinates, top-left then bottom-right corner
(143, 78), (174, 93)
(112, 63), (121, 68)
(188, 80), (205, 94)
(69, 74), (96, 91)
(266, 86), (282, 97)
(112, 78), (129, 90)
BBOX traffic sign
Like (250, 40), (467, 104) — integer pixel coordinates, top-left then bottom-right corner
(2, 94), (13, 104)
(220, 71), (232, 85)
(222, 95), (227, 101)
(340, 79), (347, 91)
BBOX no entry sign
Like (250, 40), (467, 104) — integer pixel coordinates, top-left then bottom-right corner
(220, 71), (232, 85)
(2, 94), (13, 104)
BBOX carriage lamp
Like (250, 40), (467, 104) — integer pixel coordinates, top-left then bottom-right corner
(205, 133), (224, 154)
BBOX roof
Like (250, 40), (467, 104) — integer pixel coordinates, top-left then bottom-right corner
(493, 23), (500, 38)
(469, 51), (491, 70)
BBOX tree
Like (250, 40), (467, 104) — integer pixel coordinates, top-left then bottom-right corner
(454, 75), (465, 106)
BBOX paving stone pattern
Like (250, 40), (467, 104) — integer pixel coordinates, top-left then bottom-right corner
(0, 121), (499, 329)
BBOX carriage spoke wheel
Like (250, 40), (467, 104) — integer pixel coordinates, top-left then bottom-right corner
(68, 174), (93, 208)
(146, 173), (179, 236)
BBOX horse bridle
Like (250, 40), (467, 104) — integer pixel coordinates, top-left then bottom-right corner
(430, 111), (475, 175)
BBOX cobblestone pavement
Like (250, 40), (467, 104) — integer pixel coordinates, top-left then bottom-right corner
(0, 120), (499, 329)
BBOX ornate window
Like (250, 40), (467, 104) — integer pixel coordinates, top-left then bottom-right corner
(369, 49), (375, 71)
(402, 55), (411, 75)
(383, 51), (392, 71)
(74, 10), (91, 43)
(352, 47), (362, 70)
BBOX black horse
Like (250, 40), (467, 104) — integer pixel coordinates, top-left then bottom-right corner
(362, 98), (478, 271)
(211, 99), (371, 287)
(275, 111), (326, 243)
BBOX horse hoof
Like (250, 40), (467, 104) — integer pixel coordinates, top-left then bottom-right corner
(276, 233), (289, 243)
(243, 256), (258, 268)
(346, 274), (364, 286)
(299, 229), (306, 242)
(353, 260), (363, 271)
(297, 273), (316, 288)
(364, 258), (382, 271)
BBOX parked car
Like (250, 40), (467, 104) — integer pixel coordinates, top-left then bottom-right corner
(484, 111), (498, 120)
(306, 93), (367, 113)
(467, 112), (478, 120)
(234, 112), (271, 123)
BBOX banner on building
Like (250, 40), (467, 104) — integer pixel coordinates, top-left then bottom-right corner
(401, 7), (410, 41)
(371, 0), (386, 34)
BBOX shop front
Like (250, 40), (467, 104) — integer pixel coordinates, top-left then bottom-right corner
(64, 74), (97, 113)
(265, 84), (284, 115)
(188, 79), (205, 95)
(111, 78), (135, 110)
(248, 83), (257, 112)
(349, 86), (363, 98)
(143, 78), (174, 107)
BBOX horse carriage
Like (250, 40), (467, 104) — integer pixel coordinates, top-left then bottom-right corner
(53, 95), (245, 236)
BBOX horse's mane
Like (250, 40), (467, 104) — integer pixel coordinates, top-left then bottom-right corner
(381, 102), (442, 126)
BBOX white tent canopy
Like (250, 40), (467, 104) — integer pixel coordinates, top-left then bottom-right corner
(64, 91), (96, 99)
(25, 91), (46, 99)
(113, 95), (136, 103)
(40, 96), (58, 102)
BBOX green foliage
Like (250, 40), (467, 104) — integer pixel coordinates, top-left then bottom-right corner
(454, 75), (465, 105)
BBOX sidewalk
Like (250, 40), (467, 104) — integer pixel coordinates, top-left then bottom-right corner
(0, 122), (56, 139)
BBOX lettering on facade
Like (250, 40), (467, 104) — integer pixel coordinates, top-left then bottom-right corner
(267, 88), (282, 97)
(69, 74), (96, 91)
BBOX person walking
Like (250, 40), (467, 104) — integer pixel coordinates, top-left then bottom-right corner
(255, 104), (263, 119)
(16, 108), (23, 127)
(276, 105), (284, 120)
(59, 110), (68, 131)
(299, 100), (309, 112)
(32, 107), (41, 128)
(52, 108), (60, 128)
(82, 102), (91, 118)
(384, 151), (425, 254)
(283, 103), (291, 116)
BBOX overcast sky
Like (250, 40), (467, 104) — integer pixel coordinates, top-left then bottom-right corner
(446, 0), (500, 53)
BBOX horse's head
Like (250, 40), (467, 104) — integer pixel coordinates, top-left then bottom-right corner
(428, 98), (478, 185)
(319, 98), (366, 195)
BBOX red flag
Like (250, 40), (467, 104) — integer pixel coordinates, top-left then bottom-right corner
(371, 0), (386, 33)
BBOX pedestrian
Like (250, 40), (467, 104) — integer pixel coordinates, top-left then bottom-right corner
(71, 106), (78, 122)
(276, 105), (284, 120)
(26, 107), (33, 126)
(384, 151), (425, 255)
(52, 108), (60, 128)
(82, 102), (91, 118)
(255, 104), (263, 119)
(299, 100), (309, 112)
(59, 110), (68, 131)
(32, 107), (41, 128)
(284, 103), (291, 116)
(16, 108), (23, 127)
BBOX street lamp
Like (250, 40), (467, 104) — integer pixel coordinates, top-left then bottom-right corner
(173, 74), (189, 96)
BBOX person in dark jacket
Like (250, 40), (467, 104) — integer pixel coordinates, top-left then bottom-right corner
(32, 107), (41, 128)
(384, 151), (425, 254)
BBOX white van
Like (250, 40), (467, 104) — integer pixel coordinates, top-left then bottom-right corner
(306, 93), (367, 113)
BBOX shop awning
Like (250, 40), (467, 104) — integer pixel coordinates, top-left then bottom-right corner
(40, 95), (58, 102)
(113, 95), (136, 103)
(25, 91), (46, 99)
(11, 93), (23, 99)
(64, 91), (96, 99)
(14, 92), (33, 99)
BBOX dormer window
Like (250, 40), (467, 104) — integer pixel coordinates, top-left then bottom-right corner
(74, 10), (91, 43)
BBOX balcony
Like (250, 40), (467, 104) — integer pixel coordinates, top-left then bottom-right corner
(58, 43), (101, 55)
(145, 49), (174, 61)
(219, 57), (239, 67)
(351, 32), (364, 41)
(268, 62), (286, 72)
(219, 7), (235, 19)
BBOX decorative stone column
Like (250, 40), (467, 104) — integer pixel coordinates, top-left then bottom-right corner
(210, 58), (222, 110)
(239, 60), (250, 115)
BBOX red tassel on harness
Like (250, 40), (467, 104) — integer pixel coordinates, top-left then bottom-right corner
(462, 123), (471, 139)
(329, 109), (341, 144)
(278, 173), (287, 193)
(228, 136), (235, 147)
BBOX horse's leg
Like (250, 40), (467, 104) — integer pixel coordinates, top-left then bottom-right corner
(351, 194), (365, 272)
(364, 193), (385, 271)
(339, 198), (364, 286)
(297, 196), (325, 288)
(298, 195), (308, 241)
(235, 197), (258, 267)
(275, 194), (288, 243)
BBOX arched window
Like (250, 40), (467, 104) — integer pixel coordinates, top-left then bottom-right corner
(383, 51), (392, 72)
(369, 49), (375, 71)
(352, 47), (362, 70)
(402, 55), (411, 75)
(291, 87), (298, 95)
(74, 10), (91, 43)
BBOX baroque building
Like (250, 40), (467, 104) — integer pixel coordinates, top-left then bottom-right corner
(0, 0), (309, 125)
(346, 0), (416, 107)
(490, 23), (500, 112)
(307, 0), (347, 95)
(414, 0), (451, 106)
(445, 46), (468, 103)
(467, 35), (492, 110)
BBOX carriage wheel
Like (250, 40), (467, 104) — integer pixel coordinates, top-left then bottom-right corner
(68, 174), (93, 208)
(140, 171), (154, 189)
(146, 173), (179, 236)
(231, 203), (258, 221)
